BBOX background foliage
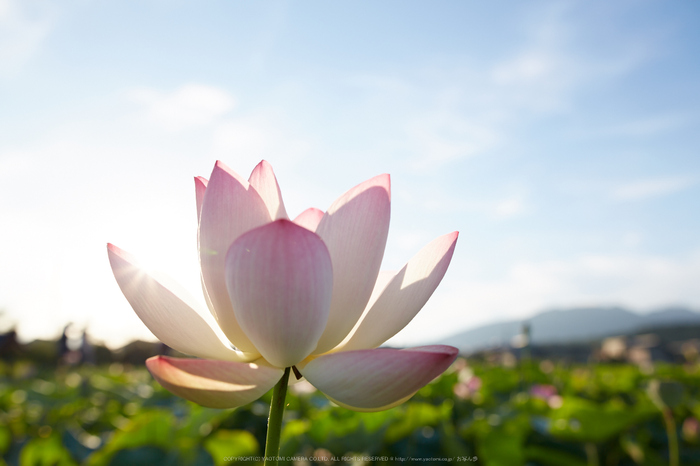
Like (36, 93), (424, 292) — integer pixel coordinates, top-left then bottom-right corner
(1, 354), (700, 466)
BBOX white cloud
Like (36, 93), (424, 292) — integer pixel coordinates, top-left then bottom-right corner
(345, 74), (413, 94)
(0, 152), (34, 180)
(487, 8), (648, 117)
(212, 113), (313, 170)
(607, 115), (686, 137)
(569, 114), (688, 140)
(0, 0), (53, 76)
(488, 52), (580, 114)
(405, 112), (501, 169)
(394, 231), (427, 253)
(612, 176), (696, 201)
(492, 53), (553, 84)
(493, 196), (527, 219)
(129, 84), (236, 131)
(377, 2), (656, 171)
(395, 179), (529, 222)
(622, 232), (643, 249)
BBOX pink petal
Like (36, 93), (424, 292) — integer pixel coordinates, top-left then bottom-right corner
(301, 345), (458, 412)
(199, 161), (271, 352)
(200, 274), (216, 317)
(334, 269), (394, 348)
(107, 244), (257, 362)
(337, 232), (458, 351)
(194, 176), (208, 225)
(146, 356), (283, 409)
(194, 176), (218, 318)
(225, 219), (333, 368)
(312, 174), (391, 353)
(293, 207), (324, 232)
(248, 160), (289, 220)
(362, 270), (396, 315)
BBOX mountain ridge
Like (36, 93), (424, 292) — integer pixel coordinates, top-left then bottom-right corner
(437, 306), (700, 354)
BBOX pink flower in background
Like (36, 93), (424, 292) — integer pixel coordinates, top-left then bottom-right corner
(530, 384), (558, 401)
(453, 375), (482, 400)
(682, 417), (699, 442)
(530, 384), (563, 409)
(107, 160), (458, 412)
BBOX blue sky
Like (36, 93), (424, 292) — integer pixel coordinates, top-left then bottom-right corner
(1, 0), (699, 348)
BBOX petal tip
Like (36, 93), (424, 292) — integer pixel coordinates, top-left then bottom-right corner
(145, 355), (164, 370)
(372, 173), (391, 198)
(444, 231), (459, 247)
(293, 207), (324, 231)
(145, 355), (175, 378)
(436, 231), (459, 250)
(211, 159), (251, 189)
(427, 345), (459, 358)
(107, 243), (131, 261)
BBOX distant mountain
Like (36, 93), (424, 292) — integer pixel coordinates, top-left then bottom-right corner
(438, 306), (700, 354)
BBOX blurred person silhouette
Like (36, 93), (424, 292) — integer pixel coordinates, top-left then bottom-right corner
(80, 329), (96, 365)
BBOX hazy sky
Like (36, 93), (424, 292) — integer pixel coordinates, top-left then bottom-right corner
(1, 0), (699, 348)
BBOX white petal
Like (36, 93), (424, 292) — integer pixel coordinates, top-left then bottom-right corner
(293, 207), (324, 232)
(198, 161), (271, 352)
(147, 356), (282, 408)
(107, 244), (257, 362)
(194, 176), (208, 225)
(248, 160), (288, 220)
(337, 232), (458, 351)
(313, 174), (391, 353)
(194, 176), (218, 319)
(301, 346), (458, 412)
(225, 220), (333, 368)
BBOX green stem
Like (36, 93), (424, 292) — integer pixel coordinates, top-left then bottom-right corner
(584, 442), (599, 466)
(662, 407), (679, 466)
(264, 367), (290, 466)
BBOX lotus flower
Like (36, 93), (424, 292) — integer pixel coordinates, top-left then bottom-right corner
(107, 161), (458, 412)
